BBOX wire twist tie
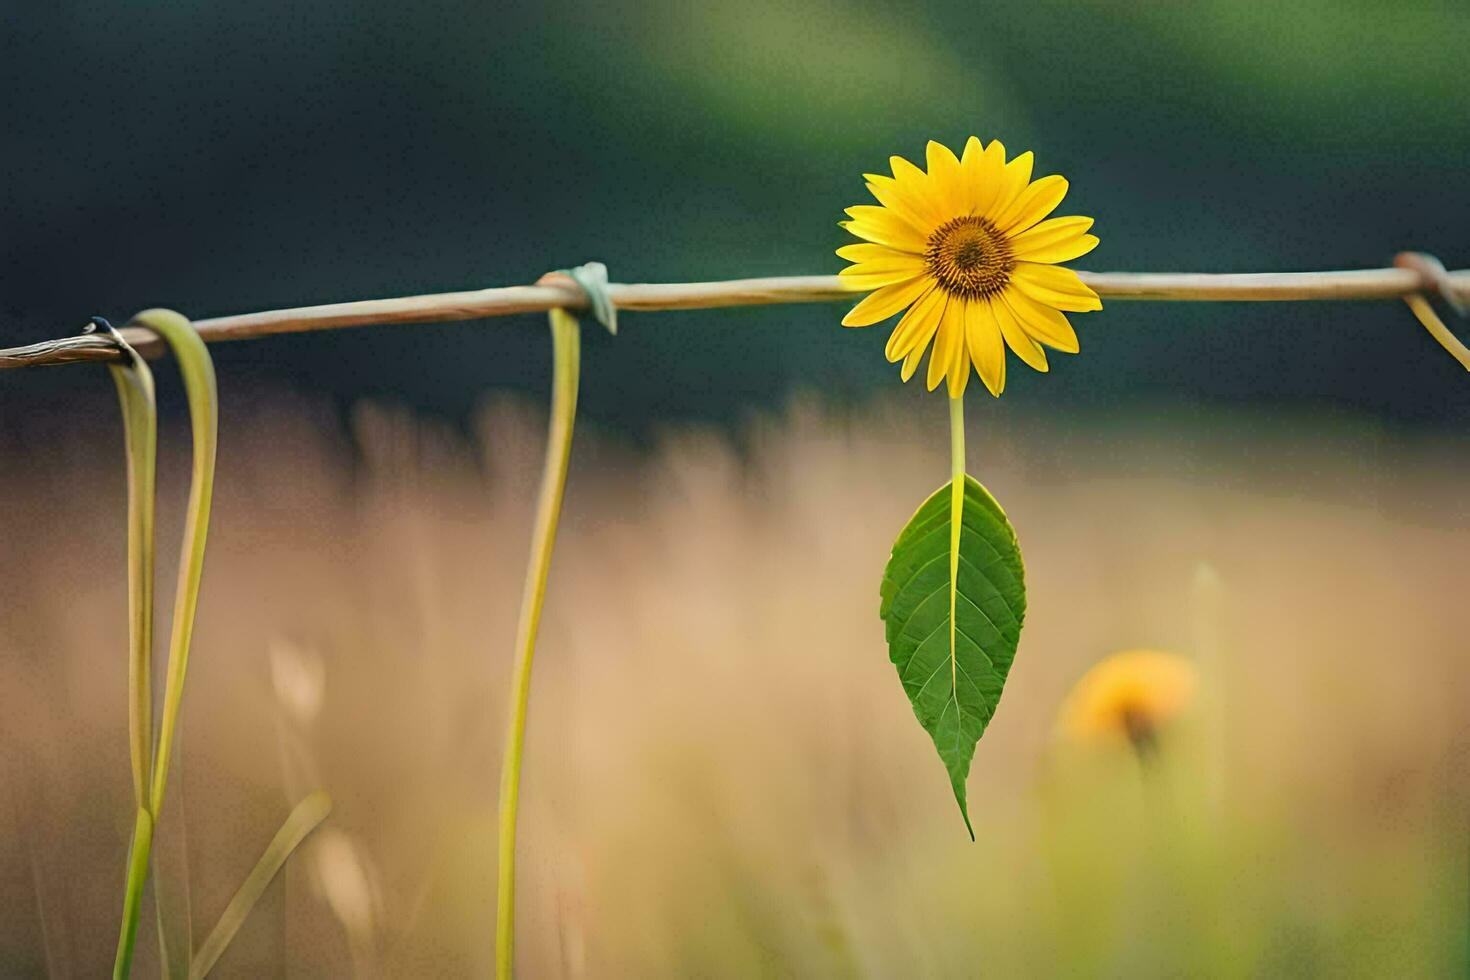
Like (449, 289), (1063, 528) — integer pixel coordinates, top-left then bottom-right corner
(536, 262), (618, 335)
(83, 315), (144, 365)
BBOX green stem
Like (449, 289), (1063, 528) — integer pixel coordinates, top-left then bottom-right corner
(112, 809), (154, 980)
(495, 308), (581, 979)
(948, 391), (965, 690)
(950, 391), (965, 486)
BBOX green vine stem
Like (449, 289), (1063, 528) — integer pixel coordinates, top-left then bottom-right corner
(495, 307), (581, 978)
(109, 309), (218, 979)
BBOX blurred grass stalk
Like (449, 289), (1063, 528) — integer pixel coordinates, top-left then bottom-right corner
(496, 308), (581, 978)
(187, 791), (332, 980)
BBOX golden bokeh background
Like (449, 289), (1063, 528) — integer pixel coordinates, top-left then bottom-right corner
(2, 392), (1465, 975)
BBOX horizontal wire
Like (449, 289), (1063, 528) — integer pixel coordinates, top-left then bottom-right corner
(2, 264), (1467, 371)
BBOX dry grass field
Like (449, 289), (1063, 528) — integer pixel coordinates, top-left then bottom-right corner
(2, 391), (1466, 976)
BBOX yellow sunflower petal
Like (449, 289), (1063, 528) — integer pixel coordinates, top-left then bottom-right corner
(923, 295), (954, 391)
(838, 255), (927, 277)
(889, 154), (944, 218)
(1011, 263), (1103, 313)
(838, 253), (925, 289)
(836, 242), (907, 263)
(899, 153), (958, 227)
(971, 139), (1009, 216)
(838, 271), (923, 291)
(1009, 216), (1098, 263)
(1009, 215), (1093, 251)
(1017, 233), (1099, 265)
(994, 174), (1069, 234)
(958, 135), (981, 213)
(991, 295), (1049, 372)
(989, 150), (1034, 219)
(863, 176), (936, 236)
(900, 343), (926, 382)
(927, 296), (965, 393)
(1002, 286), (1082, 352)
(884, 283), (945, 361)
(842, 275), (932, 327)
(958, 136), (984, 186)
(844, 205), (928, 253)
(858, 173), (940, 230)
(947, 303), (972, 397)
(925, 140), (964, 214)
(889, 154), (927, 185)
(964, 299), (1006, 397)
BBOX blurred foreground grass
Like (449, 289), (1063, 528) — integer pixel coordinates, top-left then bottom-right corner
(1, 393), (1466, 977)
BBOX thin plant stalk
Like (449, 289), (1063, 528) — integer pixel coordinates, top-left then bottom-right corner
(496, 308), (581, 978)
(105, 346), (157, 812)
(948, 393), (966, 814)
(109, 310), (218, 979)
(1403, 293), (1470, 371)
(106, 310), (326, 977)
(145, 311), (218, 815)
(152, 737), (195, 979)
(104, 329), (158, 980)
(949, 391), (965, 646)
(113, 809), (155, 978)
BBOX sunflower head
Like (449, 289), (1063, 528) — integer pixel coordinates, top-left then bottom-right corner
(837, 138), (1101, 398)
(1058, 650), (1197, 755)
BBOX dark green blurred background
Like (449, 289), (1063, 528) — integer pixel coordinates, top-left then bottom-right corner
(3, 1), (1467, 430)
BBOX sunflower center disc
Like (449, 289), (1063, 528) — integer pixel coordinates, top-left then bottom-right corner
(926, 215), (1015, 300)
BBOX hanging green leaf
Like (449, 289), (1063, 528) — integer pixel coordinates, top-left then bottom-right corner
(879, 475), (1026, 838)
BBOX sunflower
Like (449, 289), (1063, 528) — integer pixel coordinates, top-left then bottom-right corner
(837, 138), (1101, 398)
